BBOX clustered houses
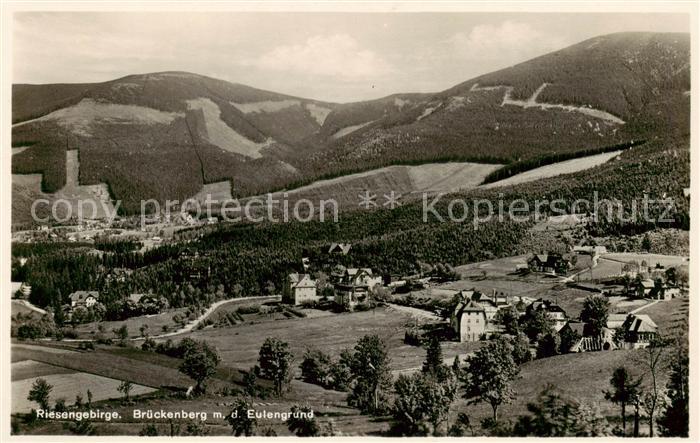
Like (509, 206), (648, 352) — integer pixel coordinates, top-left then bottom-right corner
(450, 289), (659, 352)
(569, 313), (659, 352)
(450, 290), (538, 342)
(633, 278), (684, 300)
(283, 273), (319, 306)
(282, 243), (384, 310)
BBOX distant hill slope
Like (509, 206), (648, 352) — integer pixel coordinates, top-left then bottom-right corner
(314, 32), (689, 174)
(11, 32), (690, 218)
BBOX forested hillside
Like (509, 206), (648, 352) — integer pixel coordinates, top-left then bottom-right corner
(11, 32), (690, 217)
(12, 131), (689, 323)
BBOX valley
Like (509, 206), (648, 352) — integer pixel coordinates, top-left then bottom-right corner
(9, 28), (691, 439)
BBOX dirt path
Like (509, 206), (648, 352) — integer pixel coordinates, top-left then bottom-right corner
(629, 300), (660, 314)
(470, 82), (625, 124)
(12, 300), (48, 315)
(40, 295), (281, 343)
(144, 295), (281, 340)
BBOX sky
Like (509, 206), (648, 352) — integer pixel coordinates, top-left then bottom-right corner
(13, 11), (690, 103)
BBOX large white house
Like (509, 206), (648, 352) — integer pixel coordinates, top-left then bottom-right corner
(283, 273), (318, 305)
(451, 299), (487, 342)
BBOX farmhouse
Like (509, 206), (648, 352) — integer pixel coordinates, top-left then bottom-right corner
(635, 279), (656, 297)
(451, 300), (487, 342)
(572, 245), (607, 255)
(283, 273), (318, 305)
(660, 286), (681, 300)
(606, 313), (628, 330)
(328, 242), (352, 255)
(128, 293), (157, 305)
(561, 320), (618, 352)
(527, 299), (568, 332)
(69, 291), (100, 308)
(334, 268), (382, 310)
(527, 253), (571, 275)
(620, 314), (658, 347)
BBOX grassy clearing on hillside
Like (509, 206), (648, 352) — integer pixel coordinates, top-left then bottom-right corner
(11, 360), (75, 381)
(182, 307), (474, 372)
(601, 252), (689, 268)
(12, 344), (191, 389)
(12, 149), (116, 224)
(16, 378), (385, 436)
(441, 278), (551, 299)
(482, 150), (624, 189)
(187, 98), (271, 158)
(11, 301), (42, 317)
(12, 371), (156, 413)
(634, 297), (689, 335)
(15, 99), (182, 137)
(455, 255), (530, 278)
(238, 161), (500, 216)
(481, 142), (639, 185)
(73, 307), (190, 339)
(462, 348), (664, 428)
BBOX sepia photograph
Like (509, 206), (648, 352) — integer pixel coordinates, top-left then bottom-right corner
(2, 1), (697, 439)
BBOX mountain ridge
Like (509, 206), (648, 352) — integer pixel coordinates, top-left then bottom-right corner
(11, 32), (690, 219)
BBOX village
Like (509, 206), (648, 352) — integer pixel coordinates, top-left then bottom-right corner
(278, 243), (687, 355)
(10, 229), (690, 437)
(13, 234), (687, 355)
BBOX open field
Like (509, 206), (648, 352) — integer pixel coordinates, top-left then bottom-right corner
(11, 300), (45, 317)
(11, 343), (192, 389)
(600, 252), (689, 269)
(12, 149), (115, 223)
(12, 343), (77, 356)
(441, 278), (552, 299)
(190, 180), (233, 204)
(13, 98), (182, 136)
(288, 161), (502, 195)
(455, 254), (530, 278)
(634, 297), (689, 335)
(187, 97), (272, 158)
(238, 161), (502, 216)
(198, 296), (281, 323)
(587, 257), (628, 280)
(11, 360), (75, 381)
(73, 307), (191, 339)
(16, 378), (385, 436)
(12, 369), (156, 413)
(181, 306), (477, 373)
(12, 345), (669, 436)
(481, 150), (623, 189)
(463, 348), (666, 427)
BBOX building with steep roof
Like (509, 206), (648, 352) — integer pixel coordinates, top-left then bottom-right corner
(451, 300), (487, 342)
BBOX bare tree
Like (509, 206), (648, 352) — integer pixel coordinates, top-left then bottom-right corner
(634, 336), (667, 437)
